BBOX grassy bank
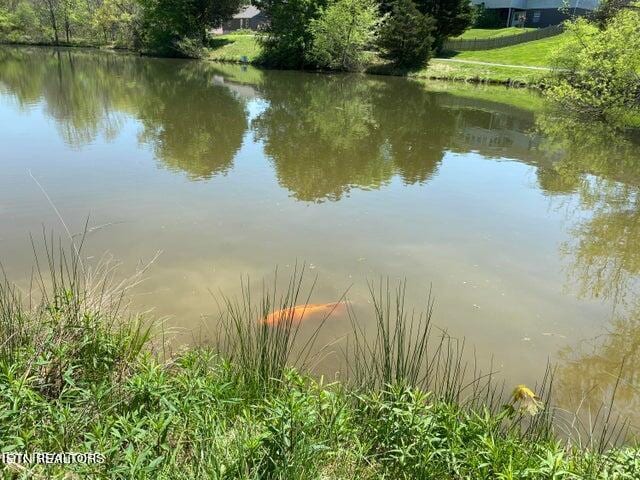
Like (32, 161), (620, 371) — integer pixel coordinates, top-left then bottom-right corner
(204, 32), (558, 86)
(412, 60), (547, 86)
(207, 33), (262, 63)
(1, 32), (557, 86)
(0, 243), (639, 479)
(450, 33), (570, 67)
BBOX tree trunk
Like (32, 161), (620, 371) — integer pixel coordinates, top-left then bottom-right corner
(46, 0), (59, 44)
(342, 15), (356, 71)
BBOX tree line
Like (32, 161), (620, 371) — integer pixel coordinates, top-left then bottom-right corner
(0, 0), (474, 68)
(0, 0), (247, 55)
(256, 0), (472, 70)
(0, 0), (136, 46)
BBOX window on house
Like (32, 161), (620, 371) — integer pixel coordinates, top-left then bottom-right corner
(532, 11), (541, 23)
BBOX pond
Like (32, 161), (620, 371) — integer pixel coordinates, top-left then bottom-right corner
(1, 46), (639, 431)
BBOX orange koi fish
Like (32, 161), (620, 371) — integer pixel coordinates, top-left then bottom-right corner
(263, 302), (347, 326)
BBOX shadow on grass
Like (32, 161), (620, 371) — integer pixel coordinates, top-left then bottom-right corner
(364, 62), (419, 76)
(436, 49), (462, 59)
(364, 51), (462, 76)
(207, 37), (234, 51)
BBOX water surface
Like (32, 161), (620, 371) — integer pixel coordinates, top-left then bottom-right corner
(1, 46), (640, 429)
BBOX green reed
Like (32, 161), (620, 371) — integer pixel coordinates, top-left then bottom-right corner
(0, 236), (637, 479)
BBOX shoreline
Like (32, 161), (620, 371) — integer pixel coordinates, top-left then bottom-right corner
(0, 39), (546, 89)
(0, 252), (637, 477)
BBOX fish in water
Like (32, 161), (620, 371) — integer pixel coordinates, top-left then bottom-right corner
(263, 302), (347, 326)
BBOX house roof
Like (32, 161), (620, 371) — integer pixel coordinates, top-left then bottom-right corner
(233, 5), (262, 19)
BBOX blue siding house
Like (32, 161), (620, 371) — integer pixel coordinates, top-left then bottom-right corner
(470, 0), (601, 27)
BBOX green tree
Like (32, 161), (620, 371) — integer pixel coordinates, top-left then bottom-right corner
(258, 0), (327, 68)
(60, 0), (89, 42)
(92, 0), (137, 45)
(35, 0), (62, 43)
(414, 0), (473, 51)
(548, 7), (640, 127)
(0, 6), (15, 34)
(136, 0), (244, 56)
(377, 0), (435, 69)
(13, 1), (39, 36)
(309, 0), (380, 70)
(30, 0), (87, 44)
(592, 0), (632, 28)
(0, 0), (136, 44)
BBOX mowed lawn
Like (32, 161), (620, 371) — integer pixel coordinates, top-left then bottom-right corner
(207, 34), (262, 63)
(450, 32), (570, 67)
(452, 27), (536, 40)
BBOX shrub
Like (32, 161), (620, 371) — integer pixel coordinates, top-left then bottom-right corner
(309, 0), (380, 70)
(92, 0), (138, 46)
(376, 0), (435, 69)
(548, 7), (640, 128)
(357, 386), (438, 477)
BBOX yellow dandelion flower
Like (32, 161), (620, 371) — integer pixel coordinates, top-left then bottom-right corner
(511, 384), (543, 416)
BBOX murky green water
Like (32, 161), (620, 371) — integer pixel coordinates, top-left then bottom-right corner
(1, 46), (640, 428)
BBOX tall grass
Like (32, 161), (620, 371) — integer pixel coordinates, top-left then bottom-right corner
(215, 266), (345, 395)
(344, 278), (563, 448)
(347, 279), (482, 400)
(0, 232), (153, 400)
(0, 236), (638, 478)
(0, 274), (27, 365)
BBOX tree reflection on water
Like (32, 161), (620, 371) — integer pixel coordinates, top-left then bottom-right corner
(3, 47), (640, 434)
